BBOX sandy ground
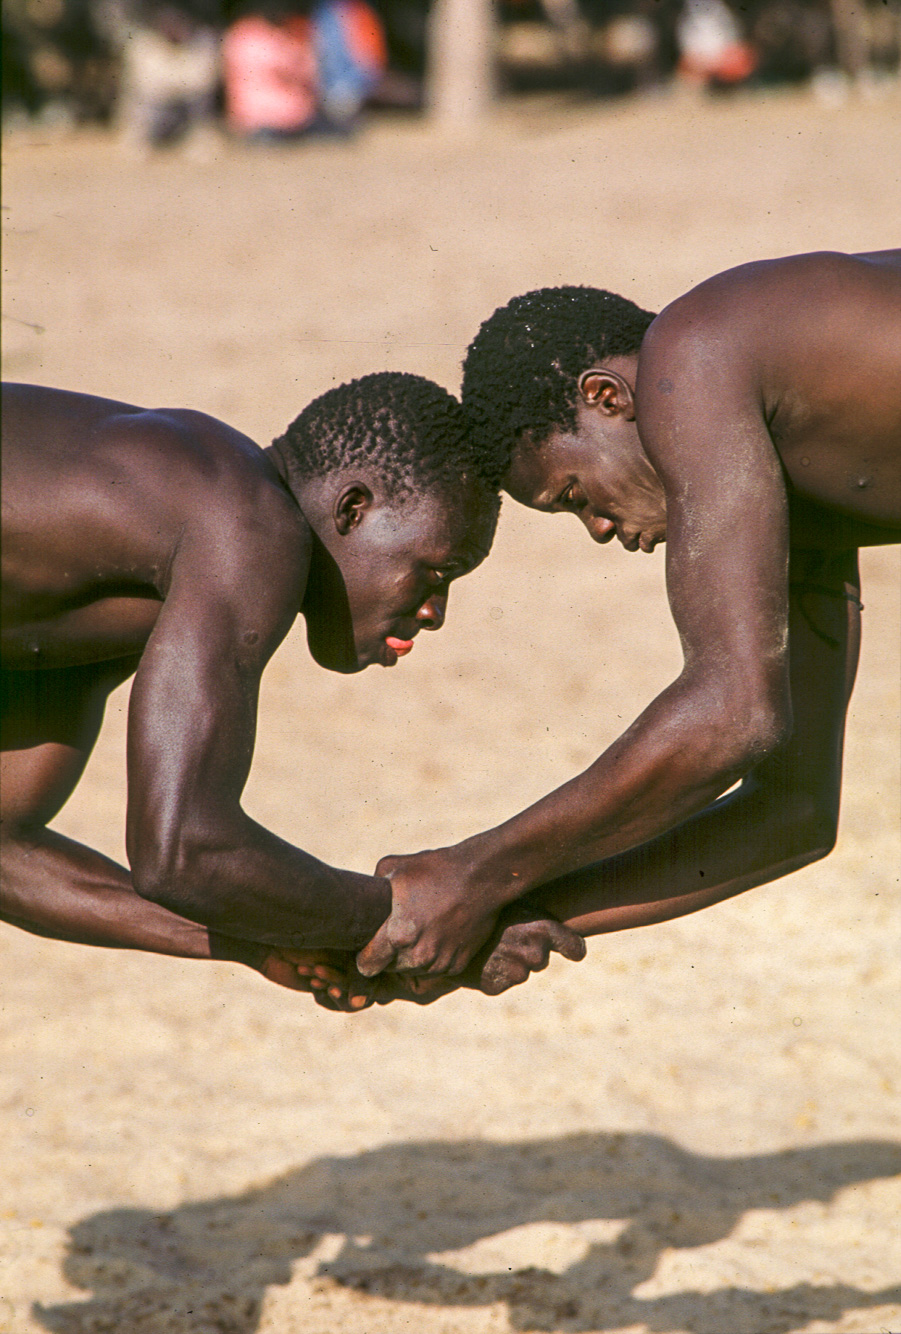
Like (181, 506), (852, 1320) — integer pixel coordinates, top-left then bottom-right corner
(2, 85), (900, 1334)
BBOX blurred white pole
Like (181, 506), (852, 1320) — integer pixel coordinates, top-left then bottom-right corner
(428, 0), (497, 127)
(828, 0), (868, 78)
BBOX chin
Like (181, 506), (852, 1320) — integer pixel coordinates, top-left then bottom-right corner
(306, 631), (363, 674)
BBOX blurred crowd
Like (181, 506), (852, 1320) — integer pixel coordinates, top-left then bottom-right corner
(3, 0), (899, 144)
(3, 0), (426, 141)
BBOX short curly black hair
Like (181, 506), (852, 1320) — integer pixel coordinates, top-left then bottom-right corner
(461, 286), (657, 476)
(275, 372), (506, 514)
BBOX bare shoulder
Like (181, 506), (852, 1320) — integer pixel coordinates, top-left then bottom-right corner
(4, 382), (295, 530)
(638, 250), (901, 400)
(646, 250), (901, 343)
(854, 248), (901, 271)
(635, 254), (901, 531)
(106, 404), (312, 583)
(2, 383), (310, 611)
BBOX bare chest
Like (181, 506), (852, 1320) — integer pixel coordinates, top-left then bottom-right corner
(769, 386), (901, 531)
(1, 587), (163, 668)
(1, 519), (170, 670)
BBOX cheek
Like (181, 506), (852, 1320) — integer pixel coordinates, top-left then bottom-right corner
(350, 560), (411, 619)
(585, 480), (615, 514)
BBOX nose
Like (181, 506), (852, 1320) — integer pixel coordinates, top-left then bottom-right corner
(583, 513), (616, 543)
(416, 593), (446, 631)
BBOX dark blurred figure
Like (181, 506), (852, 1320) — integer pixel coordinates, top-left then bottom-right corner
(497, 0), (897, 97)
(747, 0), (832, 83)
(2, 0), (117, 123)
(747, 0), (899, 85)
(366, 0), (428, 105)
(497, 0), (681, 95)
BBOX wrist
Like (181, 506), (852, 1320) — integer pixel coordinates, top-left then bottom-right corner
(209, 931), (269, 971)
(454, 832), (543, 910)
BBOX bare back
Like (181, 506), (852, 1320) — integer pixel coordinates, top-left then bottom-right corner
(1, 384), (308, 670)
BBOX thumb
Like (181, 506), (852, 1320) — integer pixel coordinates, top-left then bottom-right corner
(548, 921), (587, 963)
(356, 926), (397, 978)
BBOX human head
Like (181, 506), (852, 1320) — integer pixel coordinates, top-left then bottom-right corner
(462, 286), (667, 552)
(271, 372), (502, 672)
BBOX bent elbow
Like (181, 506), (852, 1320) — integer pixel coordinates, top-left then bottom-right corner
(130, 855), (176, 910)
(685, 664), (792, 779)
(130, 838), (198, 916)
(751, 786), (839, 870)
(713, 704), (791, 778)
(747, 705), (792, 762)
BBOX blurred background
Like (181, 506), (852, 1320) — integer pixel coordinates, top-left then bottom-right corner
(3, 0), (899, 144)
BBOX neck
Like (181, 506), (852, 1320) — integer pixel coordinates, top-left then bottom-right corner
(264, 441), (290, 486)
(265, 442), (310, 515)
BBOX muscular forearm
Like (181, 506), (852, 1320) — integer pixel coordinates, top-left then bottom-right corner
(130, 809), (392, 952)
(458, 673), (781, 907)
(528, 775), (832, 937)
(0, 827), (265, 966)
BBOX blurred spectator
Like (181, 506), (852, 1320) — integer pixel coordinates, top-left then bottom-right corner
(748, 0), (833, 84)
(117, 1), (220, 146)
(368, 0), (428, 104)
(222, 2), (318, 135)
(2, 0), (117, 123)
(222, 0), (385, 139)
(498, 0), (682, 95)
(315, 0), (386, 121)
(676, 0), (756, 87)
(2, 0), (898, 133)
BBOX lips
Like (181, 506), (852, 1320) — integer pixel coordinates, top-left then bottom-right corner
(382, 635), (415, 666)
(386, 636), (414, 656)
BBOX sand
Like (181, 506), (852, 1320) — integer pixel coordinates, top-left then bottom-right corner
(2, 85), (900, 1334)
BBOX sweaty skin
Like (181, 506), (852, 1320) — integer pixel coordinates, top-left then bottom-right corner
(357, 250), (901, 980)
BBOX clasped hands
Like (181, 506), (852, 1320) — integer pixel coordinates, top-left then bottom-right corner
(267, 846), (585, 1011)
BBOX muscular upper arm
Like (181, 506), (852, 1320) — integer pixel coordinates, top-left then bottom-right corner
(637, 305), (792, 754)
(124, 484), (309, 884)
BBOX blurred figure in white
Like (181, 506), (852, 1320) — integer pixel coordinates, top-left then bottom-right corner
(676, 0), (756, 86)
(117, 1), (220, 149)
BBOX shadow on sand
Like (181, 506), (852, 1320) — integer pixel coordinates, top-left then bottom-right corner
(36, 1132), (901, 1333)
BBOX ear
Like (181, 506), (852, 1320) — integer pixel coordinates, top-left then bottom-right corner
(333, 483), (374, 536)
(577, 368), (636, 420)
